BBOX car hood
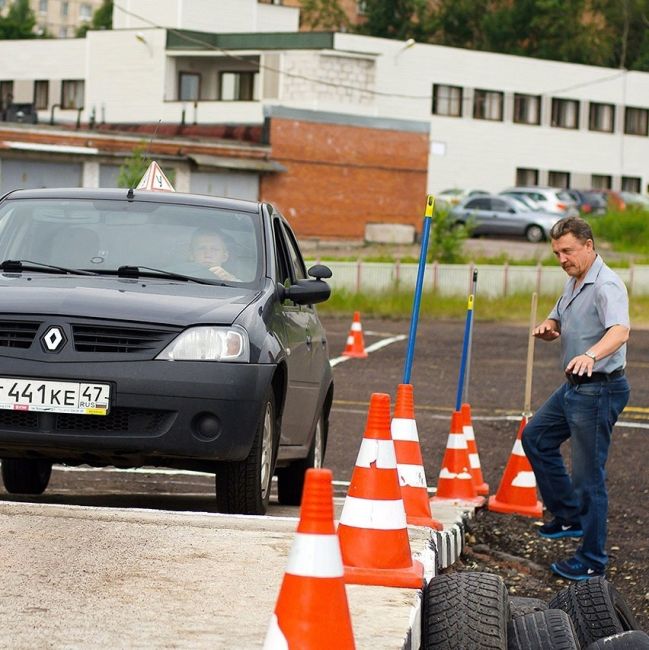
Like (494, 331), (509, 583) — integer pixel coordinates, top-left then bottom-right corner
(0, 274), (261, 326)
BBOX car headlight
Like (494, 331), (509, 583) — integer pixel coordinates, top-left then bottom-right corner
(156, 326), (249, 362)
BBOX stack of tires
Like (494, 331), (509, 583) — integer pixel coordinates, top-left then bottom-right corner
(422, 572), (648, 649)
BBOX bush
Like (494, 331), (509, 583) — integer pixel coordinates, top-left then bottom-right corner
(589, 207), (649, 255)
(427, 203), (468, 263)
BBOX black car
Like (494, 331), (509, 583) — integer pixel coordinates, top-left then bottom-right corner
(0, 187), (333, 515)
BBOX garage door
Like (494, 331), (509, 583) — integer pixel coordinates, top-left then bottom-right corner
(190, 170), (259, 200)
(0, 159), (82, 193)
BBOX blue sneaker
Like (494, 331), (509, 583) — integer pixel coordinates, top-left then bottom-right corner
(538, 518), (583, 539)
(551, 556), (604, 581)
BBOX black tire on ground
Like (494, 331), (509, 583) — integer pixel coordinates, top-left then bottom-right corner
(215, 390), (278, 515)
(422, 572), (509, 649)
(509, 596), (549, 619)
(1, 458), (52, 495)
(507, 609), (579, 650)
(548, 577), (641, 647)
(525, 224), (545, 243)
(585, 630), (649, 649)
(276, 410), (326, 506)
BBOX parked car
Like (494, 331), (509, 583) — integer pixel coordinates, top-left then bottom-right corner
(436, 188), (490, 206)
(595, 189), (626, 211)
(566, 190), (608, 216)
(0, 187), (333, 515)
(620, 191), (649, 210)
(500, 186), (579, 217)
(450, 194), (561, 242)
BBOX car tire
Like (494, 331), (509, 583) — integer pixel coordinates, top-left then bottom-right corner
(509, 596), (549, 619)
(584, 630), (649, 649)
(548, 577), (641, 647)
(507, 609), (578, 650)
(215, 390), (278, 515)
(276, 410), (326, 506)
(422, 572), (509, 649)
(1, 458), (52, 495)
(525, 225), (545, 243)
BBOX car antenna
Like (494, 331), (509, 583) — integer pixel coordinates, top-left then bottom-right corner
(127, 119), (162, 198)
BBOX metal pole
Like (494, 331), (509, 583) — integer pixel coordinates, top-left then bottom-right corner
(455, 293), (474, 412)
(462, 268), (478, 404)
(523, 292), (539, 416)
(403, 194), (435, 384)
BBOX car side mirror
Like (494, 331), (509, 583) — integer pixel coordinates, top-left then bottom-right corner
(277, 264), (332, 305)
(308, 264), (332, 280)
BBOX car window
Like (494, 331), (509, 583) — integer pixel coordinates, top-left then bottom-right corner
(272, 218), (292, 286)
(490, 199), (510, 212)
(281, 222), (307, 281)
(557, 191), (574, 202)
(0, 198), (262, 284)
(465, 198), (489, 210)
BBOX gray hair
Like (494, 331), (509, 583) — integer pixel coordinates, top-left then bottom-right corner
(550, 216), (595, 245)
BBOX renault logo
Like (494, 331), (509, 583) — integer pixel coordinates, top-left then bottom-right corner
(41, 326), (66, 353)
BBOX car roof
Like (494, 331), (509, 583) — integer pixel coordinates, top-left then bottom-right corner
(1, 187), (262, 214)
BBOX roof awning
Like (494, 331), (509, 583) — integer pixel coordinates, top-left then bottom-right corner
(188, 153), (286, 174)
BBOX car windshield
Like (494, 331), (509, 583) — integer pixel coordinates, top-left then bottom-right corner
(0, 197), (263, 284)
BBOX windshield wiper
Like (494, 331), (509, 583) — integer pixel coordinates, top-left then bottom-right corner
(0, 260), (98, 276)
(102, 265), (225, 285)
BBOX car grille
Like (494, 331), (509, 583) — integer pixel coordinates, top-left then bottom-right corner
(72, 324), (176, 353)
(0, 407), (174, 436)
(0, 320), (41, 349)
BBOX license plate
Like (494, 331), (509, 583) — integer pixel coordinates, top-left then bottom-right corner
(0, 377), (110, 416)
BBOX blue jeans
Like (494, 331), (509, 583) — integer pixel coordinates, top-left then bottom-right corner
(522, 375), (630, 571)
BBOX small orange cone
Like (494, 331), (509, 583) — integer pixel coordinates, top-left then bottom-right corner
(488, 415), (543, 518)
(341, 311), (367, 358)
(338, 393), (424, 588)
(430, 410), (485, 506)
(263, 468), (355, 649)
(392, 384), (443, 530)
(460, 403), (489, 496)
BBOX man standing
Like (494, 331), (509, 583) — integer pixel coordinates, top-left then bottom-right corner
(522, 216), (630, 581)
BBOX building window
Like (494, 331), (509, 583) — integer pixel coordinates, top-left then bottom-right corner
(591, 174), (612, 190)
(551, 98), (579, 129)
(516, 168), (539, 186)
(513, 93), (541, 125)
(33, 80), (49, 110)
(219, 71), (259, 101)
(61, 79), (84, 109)
(549, 171), (570, 188)
(79, 3), (92, 21)
(61, 1), (68, 17)
(624, 106), (648, 136)
(589, 102), (615, 133)
(432, 84), (462, 117)
(0, 80), (14, 110)
(473, 89), (504, 121)
(178, 72), (200, 101)
(38, 0), (47, 13)
(621, 176), (641, 192)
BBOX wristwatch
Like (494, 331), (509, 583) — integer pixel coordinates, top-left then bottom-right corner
(584, 350), (597, 362)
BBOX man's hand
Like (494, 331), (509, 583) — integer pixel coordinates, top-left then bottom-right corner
(566, 354), (594, 377)
(533, 319), (560, 341)
(209, 265), (238, 282)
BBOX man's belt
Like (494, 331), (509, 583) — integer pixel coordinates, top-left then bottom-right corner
(565, 368), (625, 386)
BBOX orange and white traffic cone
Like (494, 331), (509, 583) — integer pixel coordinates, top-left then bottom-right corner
(263, 468), (355, 649)
(338, 392), (424, 589)
(392, 384), (443, 530)
(488, 415), (543, 518)
(341, 311), (368, 358)
(460, 403), (489, 496)
(430, 410), (485, 506)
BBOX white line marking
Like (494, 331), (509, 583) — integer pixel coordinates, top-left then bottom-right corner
(330, 334), (407, 367)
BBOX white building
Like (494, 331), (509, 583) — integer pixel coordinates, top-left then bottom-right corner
(0, 0), (647, 197)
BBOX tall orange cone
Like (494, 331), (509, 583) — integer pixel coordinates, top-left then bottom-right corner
(392, 384), (443, 530)
(263, 468), (355, 649)
(341, 311), (367, 358)
(488, 416), (543, 518)
(431, 410), (485, 506)
(338, 393), (424, 588)
(460, 403), (489, 496)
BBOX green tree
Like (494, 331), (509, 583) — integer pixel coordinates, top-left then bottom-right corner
(356, 0), (431, 41)
(76, 0), (113, 37)
(427, 204), (467, 264)
(0, 0), (37, 39)
(299, 0), (349, 31)
(117, 146), (150, 189)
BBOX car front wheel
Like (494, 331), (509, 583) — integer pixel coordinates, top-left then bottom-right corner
(525, 224), (545, 242)
(1, 458), (52, 495)
(215, 390), (278, 515)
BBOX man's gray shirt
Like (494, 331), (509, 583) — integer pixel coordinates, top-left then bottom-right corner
(548, 254), (629, 373)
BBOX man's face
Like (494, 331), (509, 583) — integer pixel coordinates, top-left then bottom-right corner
(551, 232), (594, 279)
(192, 234), (228, 267)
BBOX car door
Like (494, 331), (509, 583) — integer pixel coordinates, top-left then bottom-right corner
(272, 218), (321, 446)
(460, 197), (491, 234)
(489, 198), (523, 235)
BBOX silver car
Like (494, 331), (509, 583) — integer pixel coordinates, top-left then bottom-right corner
(450, 194), (561, 242)
(500, 186), (579, 217)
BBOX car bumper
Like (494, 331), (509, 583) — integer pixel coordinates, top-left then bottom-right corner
(0, 358), (276, 469)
